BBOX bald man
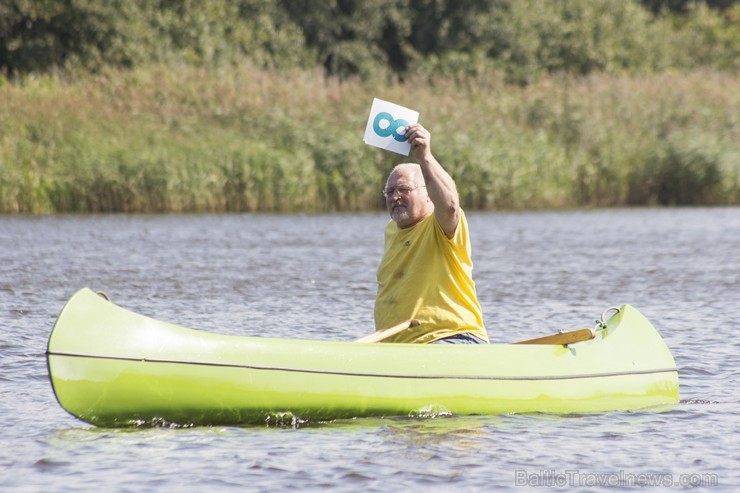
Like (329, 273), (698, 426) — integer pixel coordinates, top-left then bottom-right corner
(374, 123), (488, 344)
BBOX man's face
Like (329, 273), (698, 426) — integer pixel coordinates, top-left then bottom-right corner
(385, 169), (431, 229)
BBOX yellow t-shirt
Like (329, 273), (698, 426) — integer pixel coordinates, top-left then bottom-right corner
(374, 210), (488, 343)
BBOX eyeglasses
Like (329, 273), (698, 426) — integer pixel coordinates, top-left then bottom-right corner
(382, 185), (426, 198)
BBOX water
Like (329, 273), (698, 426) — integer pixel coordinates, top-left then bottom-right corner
(1, 208), (738, 491)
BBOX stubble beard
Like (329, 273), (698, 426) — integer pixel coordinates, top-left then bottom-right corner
(391, 205), (410, 225)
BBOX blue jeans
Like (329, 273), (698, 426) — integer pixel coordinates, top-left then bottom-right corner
(430, 333), (488, 344)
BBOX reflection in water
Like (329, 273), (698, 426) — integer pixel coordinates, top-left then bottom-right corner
(379, 415), (492, 454)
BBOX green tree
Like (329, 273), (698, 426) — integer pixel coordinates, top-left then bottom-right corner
(0, 0), (308, 73)
(2, 0), (738, 78)
(280, 0), (414, 77)
(639, 0), (737, 14)
(0, 0), (151, 72)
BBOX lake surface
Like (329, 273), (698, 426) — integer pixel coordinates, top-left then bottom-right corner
(1, 208), (738, 491)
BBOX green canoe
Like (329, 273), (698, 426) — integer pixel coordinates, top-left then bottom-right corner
(47, 288), (679, 427)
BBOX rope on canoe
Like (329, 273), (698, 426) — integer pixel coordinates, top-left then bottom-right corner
(95, 290), (111, 302)
(597, 306), (621, 329)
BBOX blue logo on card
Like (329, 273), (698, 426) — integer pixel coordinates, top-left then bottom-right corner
(373, 112), (409, 142)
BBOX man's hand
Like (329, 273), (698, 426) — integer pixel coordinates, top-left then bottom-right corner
(405, 123), (432, 163)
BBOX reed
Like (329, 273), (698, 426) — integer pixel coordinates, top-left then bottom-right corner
(1, 65), (737, 213)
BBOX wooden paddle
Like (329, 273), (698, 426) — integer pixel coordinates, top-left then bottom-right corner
(356, 323), (595, 345)
(513, 328), (595, 345)
(355, 319), (421, 343)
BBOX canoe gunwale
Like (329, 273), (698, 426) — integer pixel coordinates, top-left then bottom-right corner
(47, 350), (678, 381)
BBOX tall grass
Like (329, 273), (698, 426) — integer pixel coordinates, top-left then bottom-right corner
(1, 64), (737, 213)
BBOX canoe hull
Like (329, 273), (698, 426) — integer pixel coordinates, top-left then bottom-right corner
(47, 289), (679, 427)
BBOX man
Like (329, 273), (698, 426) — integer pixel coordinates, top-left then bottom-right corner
(374, 123), (488, 344)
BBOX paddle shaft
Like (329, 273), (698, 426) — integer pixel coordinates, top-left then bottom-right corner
(355, 319), (421, 343)
(514, 328), (595, 345)
(358, 323), (595, 345)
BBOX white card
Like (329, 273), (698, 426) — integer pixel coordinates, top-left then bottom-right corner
(363, 98), (419, 156)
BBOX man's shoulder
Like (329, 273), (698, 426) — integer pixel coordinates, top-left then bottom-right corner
(434, 207), (469, 236)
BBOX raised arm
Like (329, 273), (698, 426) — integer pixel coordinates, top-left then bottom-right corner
(405, 123), (460, 237)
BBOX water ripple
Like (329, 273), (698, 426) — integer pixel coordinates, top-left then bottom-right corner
(0, 209), (737, 491)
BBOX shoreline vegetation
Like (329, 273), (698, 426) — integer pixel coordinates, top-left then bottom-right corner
(1, 1), (738, 213)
